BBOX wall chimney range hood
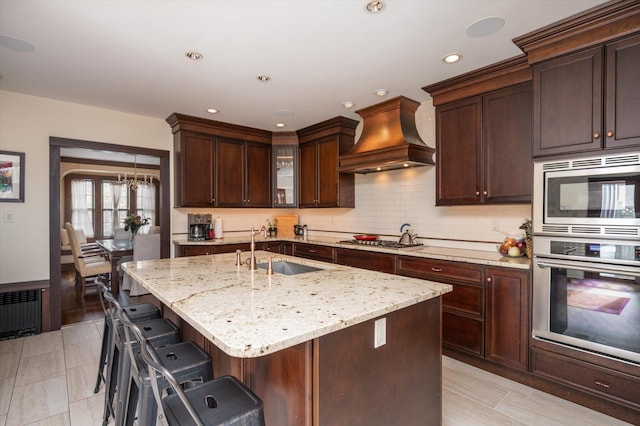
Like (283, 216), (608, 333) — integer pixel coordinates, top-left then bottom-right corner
(338, 96), (435, 174)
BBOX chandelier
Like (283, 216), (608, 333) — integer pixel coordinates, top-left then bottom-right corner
(118, 155), (153, 191)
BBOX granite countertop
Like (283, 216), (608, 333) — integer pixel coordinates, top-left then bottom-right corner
(122, 252), (452, 358)
(173, 235), (531, 270)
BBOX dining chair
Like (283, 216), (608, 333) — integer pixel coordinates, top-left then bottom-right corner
(65, 222), (111, 297)
(114, 227), (131, 241)
(122, 233), (160, 296)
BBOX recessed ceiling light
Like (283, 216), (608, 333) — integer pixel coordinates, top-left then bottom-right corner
(275, 123), (286, 128)
(342, 101), (355, 109)
(365, 1), (385, 13)
(442, 53), (462, 64)
(375, 89), (389, 97)
(206, 108), (218, 114)
(466, 16), (505, 38)
(257, 75), (270, 82)
(186, 51), (203, 60)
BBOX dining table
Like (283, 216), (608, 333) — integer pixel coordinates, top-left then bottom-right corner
(96, 239), (133, 295)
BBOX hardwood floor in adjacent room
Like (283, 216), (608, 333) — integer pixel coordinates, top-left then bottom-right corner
(60, 269), (157, 326)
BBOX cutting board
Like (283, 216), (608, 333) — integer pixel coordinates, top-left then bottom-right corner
(275, 215), (298, 238)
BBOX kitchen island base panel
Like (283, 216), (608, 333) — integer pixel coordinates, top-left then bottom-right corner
(163, 298), (442, 426)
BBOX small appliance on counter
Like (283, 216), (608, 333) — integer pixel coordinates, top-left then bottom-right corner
(294, 225), (305, 236)
(188, 213), (212, 241)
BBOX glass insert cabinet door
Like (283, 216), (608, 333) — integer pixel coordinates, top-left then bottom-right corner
(273, 145), (297, 207)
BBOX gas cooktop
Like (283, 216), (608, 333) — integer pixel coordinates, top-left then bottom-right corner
(338, 240), (423, 249)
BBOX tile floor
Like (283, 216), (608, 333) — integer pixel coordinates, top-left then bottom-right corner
(0, 320), (634, 425)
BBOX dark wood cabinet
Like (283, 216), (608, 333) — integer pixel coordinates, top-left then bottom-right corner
(174, 131), (216, 207)
(533, 47), (603, 156)
(397, 256), (486, 357)
(485, 267), (529, 371)
(533, 34), (640, 156)
(335, 248), (396, 274)
(216, 137), (271, 208)
(179, 245), (214, 257)
(296, 117), (357, 208)
(605, 35), (640, 150)
(167, 113), (272, 208)
(292, 243), (335, 262)
(435, 83), (532, 205)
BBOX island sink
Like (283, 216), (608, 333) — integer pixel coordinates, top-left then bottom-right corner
(257, 260), (322, 275)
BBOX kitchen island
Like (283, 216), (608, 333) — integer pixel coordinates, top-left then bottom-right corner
(122, 251), (452, 425)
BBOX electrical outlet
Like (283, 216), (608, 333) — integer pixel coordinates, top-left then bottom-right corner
(374, 318), (386, 348)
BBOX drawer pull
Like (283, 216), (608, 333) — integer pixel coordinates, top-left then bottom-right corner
(431, 267), (443, 272)
(594, 380), (611, 389)
(308, 249), (316, 253)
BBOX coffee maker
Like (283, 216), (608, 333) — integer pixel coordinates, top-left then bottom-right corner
(188, 214), (212, 241)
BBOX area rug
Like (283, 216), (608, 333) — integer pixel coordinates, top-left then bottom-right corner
(567, 290), (631, 315)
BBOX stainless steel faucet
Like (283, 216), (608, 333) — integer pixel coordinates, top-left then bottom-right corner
(248, 225), (267, 270)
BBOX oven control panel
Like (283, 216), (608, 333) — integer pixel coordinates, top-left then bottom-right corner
(547, 240), (640, 263)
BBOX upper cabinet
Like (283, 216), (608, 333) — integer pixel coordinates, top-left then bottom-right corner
(272, 132), (299, 208)
(296, 117), (358, 208)
(424, 56), (533, 205)
(216, 137), (271, 208)
(166, 113), (272, 208)
(532, 35), (640, 156)
(513, 2), (640, 157)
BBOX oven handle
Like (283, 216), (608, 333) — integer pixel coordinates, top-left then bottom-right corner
(535, 258), (639, 279)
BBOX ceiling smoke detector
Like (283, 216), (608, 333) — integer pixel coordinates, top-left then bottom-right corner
(257, 75), (271, 82)
(365, 1), (385, 13)
(186, 51), (203, 60)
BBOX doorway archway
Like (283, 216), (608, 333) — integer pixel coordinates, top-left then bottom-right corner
(49, 137), (170, 330)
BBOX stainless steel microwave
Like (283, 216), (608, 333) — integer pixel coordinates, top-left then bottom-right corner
(533, 152), (640, 239)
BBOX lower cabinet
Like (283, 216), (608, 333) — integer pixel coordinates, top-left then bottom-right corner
(178, 242), (281, 257)
(397, 255), (530, 371)
(292, 243), (335, 262)
(485, 267), (530, 371)
(335, 248), (396, 274)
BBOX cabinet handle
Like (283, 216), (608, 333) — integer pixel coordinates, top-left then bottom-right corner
(487, 277), (492, 283)
(594, 380), (611, 389)
(431, 267), (443, 272)
(475, 191), (480, 196)
(308, 249), (317, 253)
(606, 131), (614, 138)
(212, 198), (216, 202)
(593, 132), (600, 139)
(483, 190), (488, 196)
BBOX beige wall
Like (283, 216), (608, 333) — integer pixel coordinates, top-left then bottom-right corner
(0, 90), (172, 284)
(0, 89), (530, 285)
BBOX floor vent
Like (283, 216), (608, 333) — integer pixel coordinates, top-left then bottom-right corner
(0, 289), (41, 340)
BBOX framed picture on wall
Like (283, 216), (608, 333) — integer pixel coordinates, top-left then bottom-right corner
(0, 150), (25, 202)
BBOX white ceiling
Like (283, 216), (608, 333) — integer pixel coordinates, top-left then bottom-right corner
(0, 0), (608, 133)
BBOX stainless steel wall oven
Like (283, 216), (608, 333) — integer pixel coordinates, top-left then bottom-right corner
(532, 236), (640, 364)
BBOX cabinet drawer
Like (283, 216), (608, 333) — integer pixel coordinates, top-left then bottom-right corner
(442, 311), (484, 357)
(213, 243), (250, 254)
(180, 246), (213, 257)
(442, 283), (484, 316)
(397, 256), (483, 284)
(532, 349), (640, 407)
(293, 243), (335, 262)
(335, 248), (396, 274)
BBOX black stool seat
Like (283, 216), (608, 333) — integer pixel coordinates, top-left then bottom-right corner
(162, 375), (265, 426)
(125, 342), (213, 425)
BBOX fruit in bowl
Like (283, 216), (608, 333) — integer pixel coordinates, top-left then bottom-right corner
(498, 236), (526, 257)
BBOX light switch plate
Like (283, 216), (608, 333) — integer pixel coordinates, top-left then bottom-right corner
(374, 318), (386, 348)
(3, 210), (14, 223)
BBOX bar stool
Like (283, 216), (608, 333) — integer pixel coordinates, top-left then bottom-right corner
(130, 314), (265, 426)
(94, 299), (161, 393)
(96, 279), (180, 425)
(118, 308), (213, 426)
